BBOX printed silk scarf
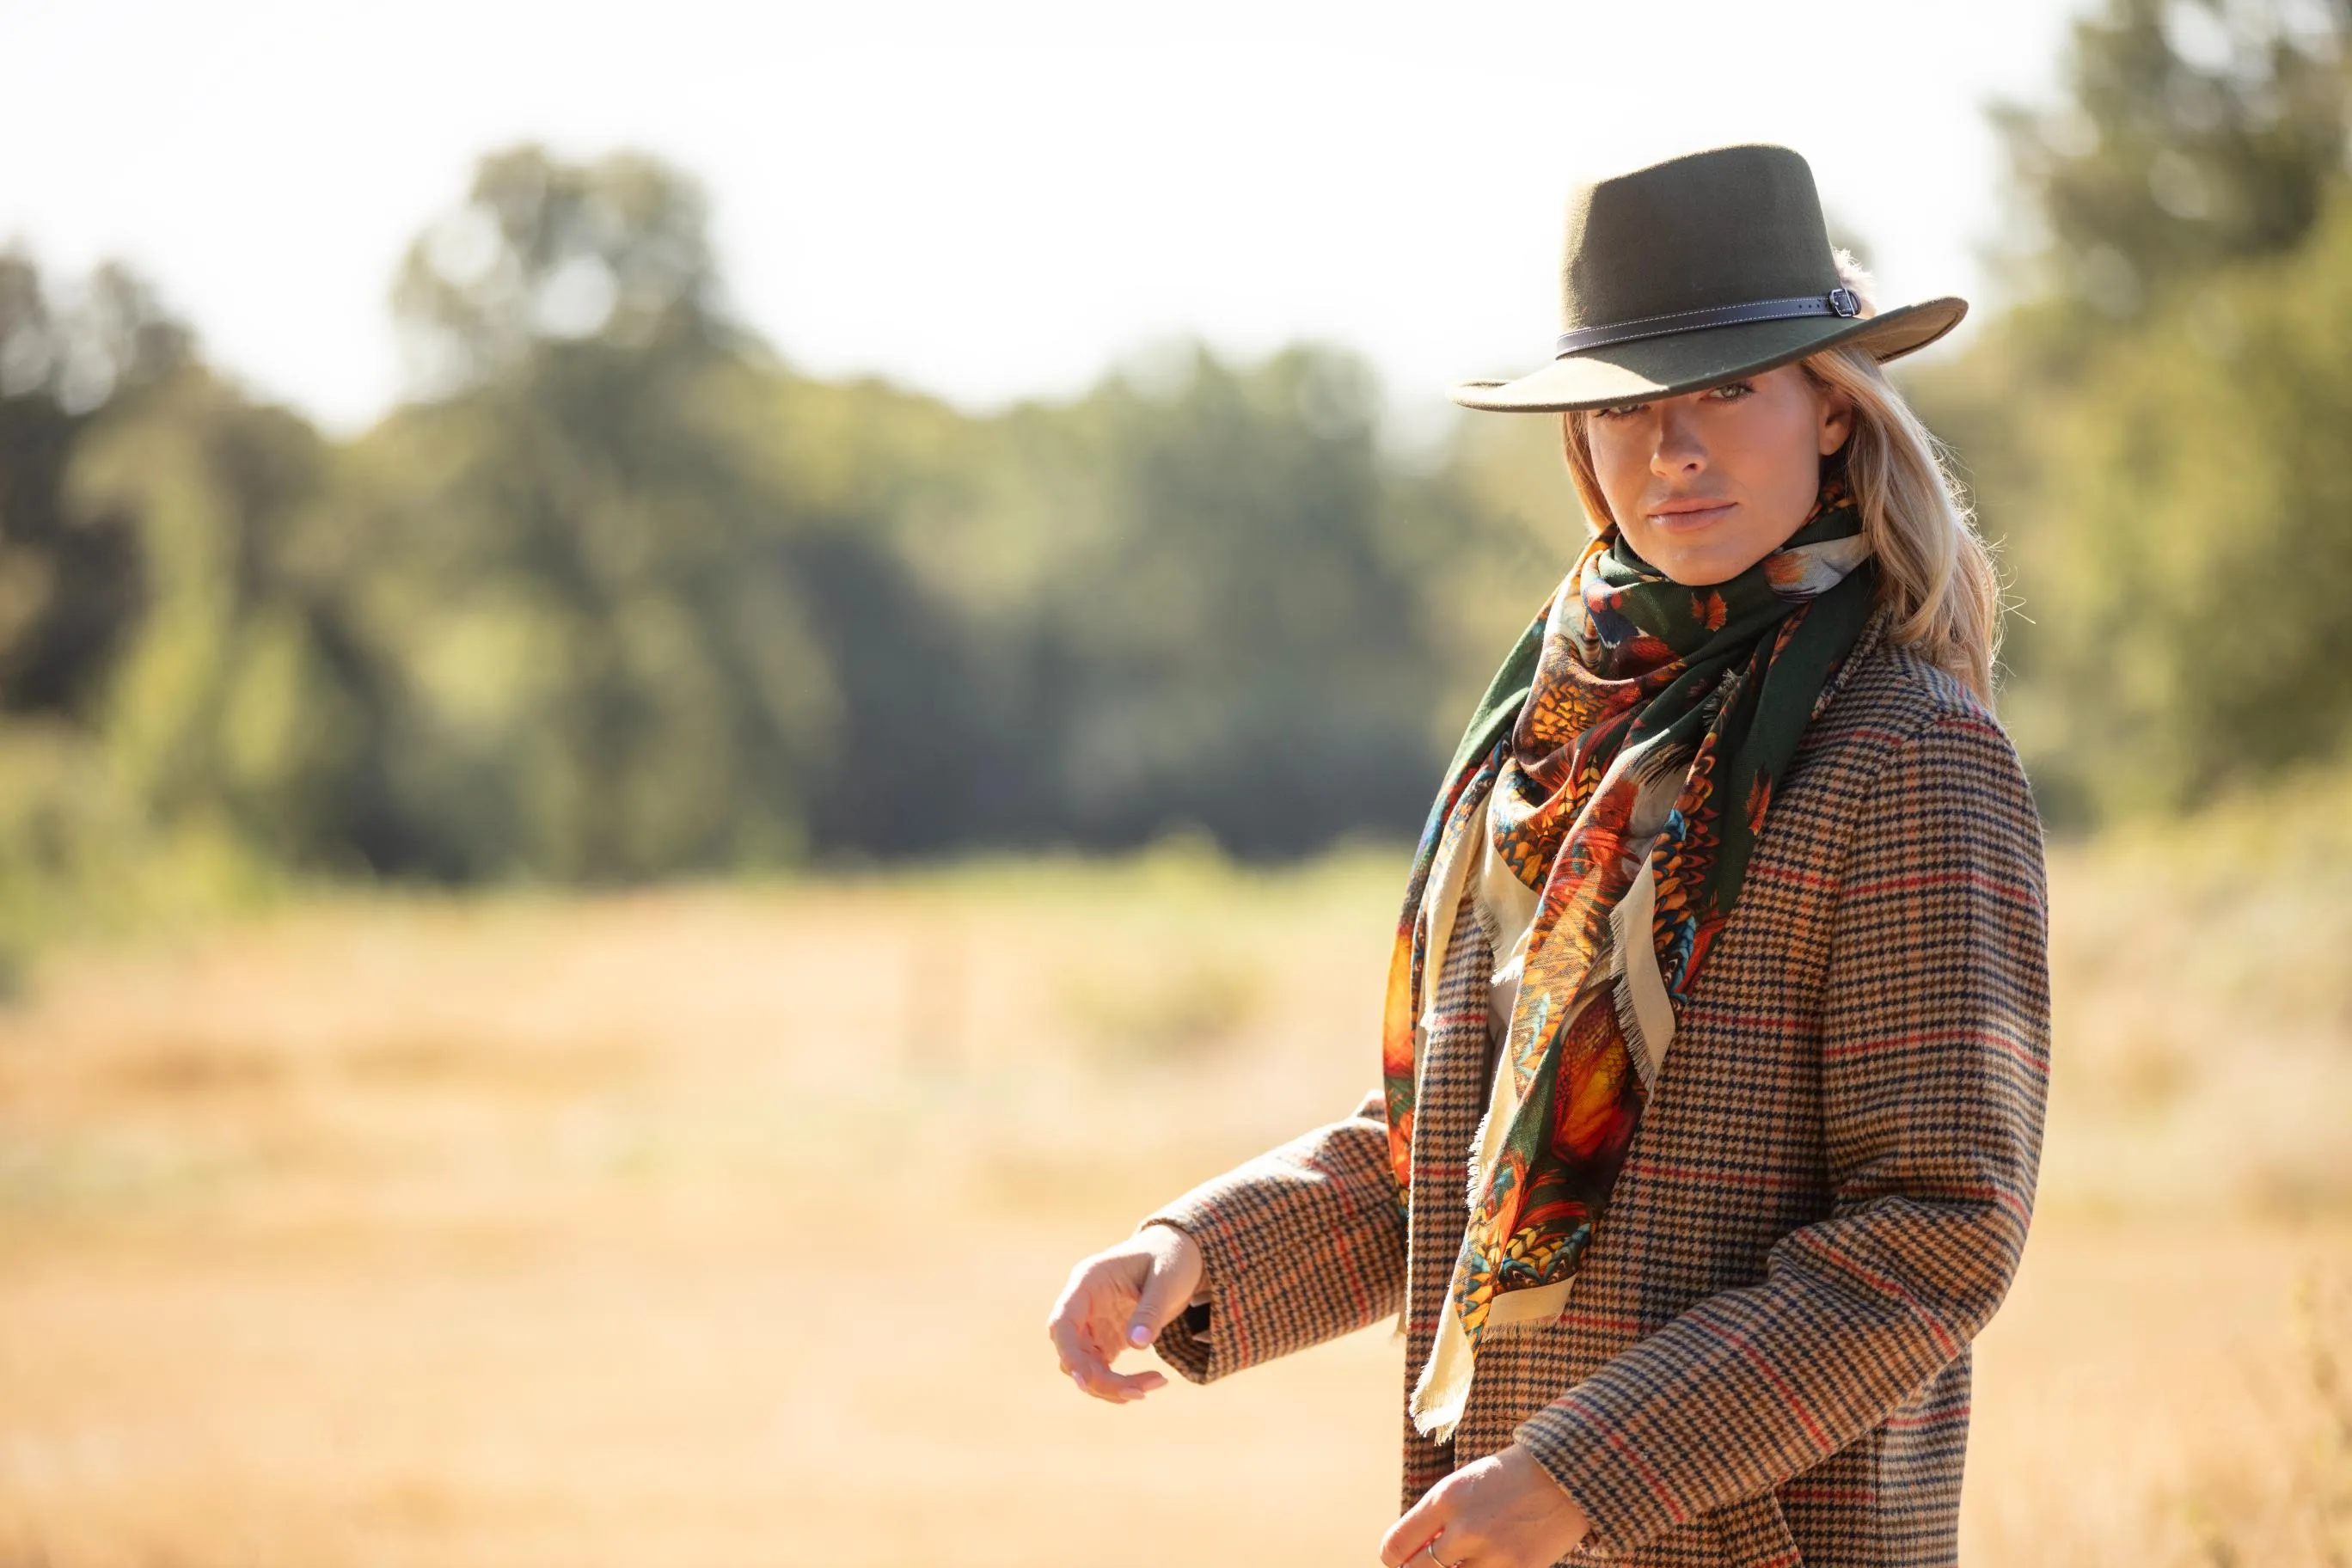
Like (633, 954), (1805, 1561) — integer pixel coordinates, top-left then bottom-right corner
(1380, 471), (1880, 1442)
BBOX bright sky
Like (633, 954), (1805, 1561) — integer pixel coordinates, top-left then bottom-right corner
(2, 0), (2079, 445)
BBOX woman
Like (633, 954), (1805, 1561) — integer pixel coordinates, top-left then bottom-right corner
(1045, 143), (2049, 1568)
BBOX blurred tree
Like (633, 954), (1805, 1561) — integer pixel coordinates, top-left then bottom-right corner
(0, 251), (193, 720)
(0, 140), (1545, 898)
(0, 249), (364, 933)
(351, 144), (846, 879)
(1022, 341), (1453, 854)
(1914, 0), (2352, 824)
(69, 367), (383, 869)
(793, 337), (1540, 860)
(392, 143), (747, 395)
(2019, 187), (2352, 812)
(1988, 0), (2350, 328)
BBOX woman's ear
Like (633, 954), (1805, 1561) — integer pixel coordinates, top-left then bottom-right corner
(1818, 385), (1856, 456)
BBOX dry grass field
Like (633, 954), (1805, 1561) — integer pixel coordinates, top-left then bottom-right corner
(2, 797), (2349, 1566)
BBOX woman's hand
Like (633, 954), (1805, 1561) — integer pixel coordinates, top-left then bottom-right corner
(1378, 1442), (1591, 1567)
(1044, 1222), (1204, 1403)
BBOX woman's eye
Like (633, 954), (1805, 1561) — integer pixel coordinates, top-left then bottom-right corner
(1705, 381), (1755, 401)
(1596, 401), (1646, 420)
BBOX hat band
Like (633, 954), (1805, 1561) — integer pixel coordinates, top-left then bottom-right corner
(1554, 288), (1861, 358)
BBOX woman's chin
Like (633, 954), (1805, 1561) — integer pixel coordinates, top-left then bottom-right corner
(1656, 551), (1749, 588)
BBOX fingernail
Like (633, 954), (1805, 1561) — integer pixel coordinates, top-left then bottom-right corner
(1127, 1322), (1150, 1346)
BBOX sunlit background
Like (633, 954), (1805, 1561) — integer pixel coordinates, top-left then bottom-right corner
(1, 0), (2349, 1563)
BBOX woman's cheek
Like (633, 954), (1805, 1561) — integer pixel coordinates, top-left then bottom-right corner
(1590, 438), (1648, 526)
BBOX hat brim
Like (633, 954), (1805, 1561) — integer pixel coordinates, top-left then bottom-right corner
(1447, 296), (1968, 413)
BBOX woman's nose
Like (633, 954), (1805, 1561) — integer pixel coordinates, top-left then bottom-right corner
(1650, 407), (1706, 475)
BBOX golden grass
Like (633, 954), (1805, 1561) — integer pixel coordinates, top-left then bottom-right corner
(0, 824), (2346, 1565)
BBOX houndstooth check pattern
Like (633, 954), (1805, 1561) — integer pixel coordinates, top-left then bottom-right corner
(1136, 602), (2052, 1566)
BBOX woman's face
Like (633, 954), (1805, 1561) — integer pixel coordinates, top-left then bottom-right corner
(1577, 364), (1855, 586)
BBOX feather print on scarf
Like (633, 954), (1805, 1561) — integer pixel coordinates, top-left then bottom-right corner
(1379, 469), (1881, 1442)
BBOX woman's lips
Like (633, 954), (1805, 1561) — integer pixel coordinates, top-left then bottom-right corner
(1646, 499), (1736, 530)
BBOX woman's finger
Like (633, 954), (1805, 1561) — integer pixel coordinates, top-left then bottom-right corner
(1067, 1352), (1160, 1402)
(1093, 1362), (1167, 1398)
(1069, 1299), (1168, 1400)
(1047, 1300), (1112, 1387)
(1046, 1283), (1165, 1402)
(1429, 1540), (1481, 1568)
(1377, 1491), (1454, 1567)
(1124, 1245), (1197, 1351)
(1045, 1245), (1184, 1403)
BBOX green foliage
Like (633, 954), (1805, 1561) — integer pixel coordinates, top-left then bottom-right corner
(0, 142), (1558, 911)
(335, 349), (842, 881)
(2022, 193), (2352, 811)
(946, 342), (1473, 854)
(21, 7), (2352, 894)
(68, 367), (371, 866)
(1914, 0), (2352, 825)
(391, 144), (746, 395)
(1988, 0), (2351, 327)
(0, 249), (191, 721)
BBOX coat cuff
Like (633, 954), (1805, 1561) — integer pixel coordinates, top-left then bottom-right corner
(1512, 1393), (1690, 1555)
(1129, 1211), (1249, 1384)
(1129, 1093), (1407, 1384)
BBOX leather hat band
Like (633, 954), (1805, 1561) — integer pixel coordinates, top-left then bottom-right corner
(1554, 287), (1862, 358)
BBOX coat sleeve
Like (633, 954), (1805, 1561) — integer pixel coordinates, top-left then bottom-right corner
(1135, 1084), (1408, 1383)
(1510, 702), (2053, 1553)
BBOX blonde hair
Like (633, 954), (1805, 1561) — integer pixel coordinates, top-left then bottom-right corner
(1555, 257), (2001, 703)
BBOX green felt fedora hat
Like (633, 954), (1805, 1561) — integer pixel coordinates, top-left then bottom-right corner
(1450, 143), (1967, 413)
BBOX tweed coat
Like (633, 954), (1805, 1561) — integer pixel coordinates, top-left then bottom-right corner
(1134, 598), (2052, 1566)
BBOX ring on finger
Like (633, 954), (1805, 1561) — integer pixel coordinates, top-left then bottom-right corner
(1419, 1540), (1461, 1568)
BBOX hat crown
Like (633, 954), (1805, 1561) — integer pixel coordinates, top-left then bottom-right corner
(1559, 144), (1841, 336)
